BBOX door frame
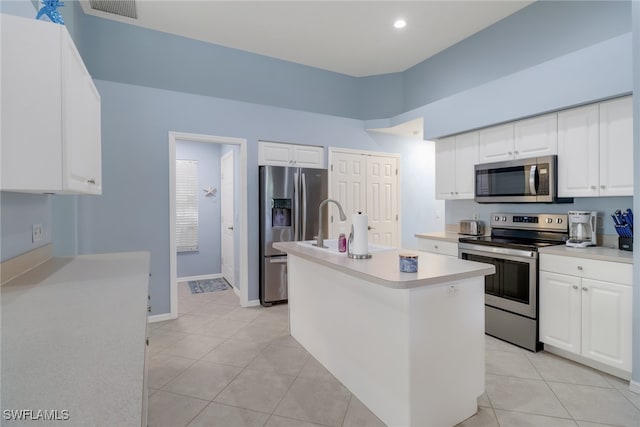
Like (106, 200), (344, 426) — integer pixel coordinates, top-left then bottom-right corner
(220, 149), (235, 287)
(328, 147), (401, 246)
(169, 131), (249, 318)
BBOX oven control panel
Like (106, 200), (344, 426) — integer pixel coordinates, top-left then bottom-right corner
(490, 213), (568, 231)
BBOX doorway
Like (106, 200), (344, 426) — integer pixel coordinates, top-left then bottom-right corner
(168, 131), (249, 319)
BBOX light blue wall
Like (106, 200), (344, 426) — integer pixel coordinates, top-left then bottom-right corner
(220, 144), (241, 290)
(0, 193), (52, 261)
(76, 80), (428, 312)
(175, 141), (221, 278)
(445, 197), (633, 237)
(403, 0), (631, 113)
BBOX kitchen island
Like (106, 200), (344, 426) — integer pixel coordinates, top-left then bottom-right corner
(273, 242), (495, 427)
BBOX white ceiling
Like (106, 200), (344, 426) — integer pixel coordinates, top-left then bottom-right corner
(80, 0), (533, 77)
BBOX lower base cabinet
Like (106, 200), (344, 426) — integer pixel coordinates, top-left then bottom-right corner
(539, 255), (632, 374)
(415, 238), (458, 257)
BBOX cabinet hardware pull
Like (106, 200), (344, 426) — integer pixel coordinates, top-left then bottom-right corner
(508, 151), (513, 155)
(572, 285), (578, 289)
(577, 266), (583, 270)
(582, 287), (588, 291)
(600, 185), (606, 189)
(590, 186), (597, 190)
(434, 245), (438, 249)
(87, 179), (96, 184)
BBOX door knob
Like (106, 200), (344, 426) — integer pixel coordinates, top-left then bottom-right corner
(368, 226), (375, 230)
(227, 226), (234, 230)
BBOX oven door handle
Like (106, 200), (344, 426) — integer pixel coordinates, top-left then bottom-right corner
(529, 165), (537, 196)
(458, 246), (538, 262)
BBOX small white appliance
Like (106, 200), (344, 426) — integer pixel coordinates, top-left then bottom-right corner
(566, 211), (597, 248)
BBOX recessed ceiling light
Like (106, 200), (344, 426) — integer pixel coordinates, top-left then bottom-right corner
(394, 19), (406, 29)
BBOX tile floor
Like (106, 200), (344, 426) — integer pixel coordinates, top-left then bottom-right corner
(148, 284), (640, 427)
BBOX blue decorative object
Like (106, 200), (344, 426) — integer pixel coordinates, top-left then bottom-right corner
(36, 0), (64, 25)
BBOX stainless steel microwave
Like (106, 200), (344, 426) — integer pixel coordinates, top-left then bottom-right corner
(475, 155), (559, 203)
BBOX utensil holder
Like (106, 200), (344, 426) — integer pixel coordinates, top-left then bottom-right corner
(618, 237), (633, 251)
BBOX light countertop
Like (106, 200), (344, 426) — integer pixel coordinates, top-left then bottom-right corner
(1, 252), (150, 426)
(414, 231), (461, 243)
(539, 245), (633, 264)
(274, 242), (495, 289)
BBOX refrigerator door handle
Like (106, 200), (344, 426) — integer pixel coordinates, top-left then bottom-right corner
(301, 171), (307, 240)
(293, 171), (299, 241)
(269, 257), (287, 264)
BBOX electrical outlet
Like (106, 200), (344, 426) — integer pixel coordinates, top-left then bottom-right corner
(32, 224), (43, 243)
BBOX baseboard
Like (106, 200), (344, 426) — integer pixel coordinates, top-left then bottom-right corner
(243, 299), (261, 308)
(177, 273), (222, 283)
(148, 313), (176, 323)
(543, 344), (631, 381)
(630, 380), (640, 394)
(1, 243), (53, 285)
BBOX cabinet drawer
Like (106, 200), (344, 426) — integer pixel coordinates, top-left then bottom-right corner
(540, 254), (632, 285)
(416, 239), (458, 257)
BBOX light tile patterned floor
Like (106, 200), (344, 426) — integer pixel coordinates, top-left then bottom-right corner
(148, 284), (640, 427)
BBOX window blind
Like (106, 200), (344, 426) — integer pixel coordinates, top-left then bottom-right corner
(176, 159), (198, 252)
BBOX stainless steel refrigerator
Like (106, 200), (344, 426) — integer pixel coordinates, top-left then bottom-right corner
(259, 165), (328, 306)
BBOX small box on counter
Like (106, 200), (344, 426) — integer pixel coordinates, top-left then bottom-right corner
(618, 237), (633, 252)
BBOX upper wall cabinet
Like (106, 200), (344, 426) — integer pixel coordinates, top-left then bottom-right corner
(558, 97), (633, 198)
(599, 97), (633, 197)
(435, 131), (478, 200)
(258, 141), (325, 169)
(1, 14), (102, 194)
(478, 114), (557, 164)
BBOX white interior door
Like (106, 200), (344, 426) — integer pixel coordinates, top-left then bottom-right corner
(329, 149), (399, 247)
(328, 151), (367, 238)
(221, 151), (235, 286)
(367, 155), (398, 247)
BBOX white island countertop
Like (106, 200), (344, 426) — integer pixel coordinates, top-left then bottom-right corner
(274, 241), (495, 289)
(1, 252), (150, 426)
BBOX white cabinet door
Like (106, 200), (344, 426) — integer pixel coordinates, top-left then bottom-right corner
(367, 155), (398, 247)
(514, 113), (557, 159)
(557, 105), (599, 197)
(455, 131), (479, 199)
(1, 14), (63, 191)
(258, 141), (293, 166)
(435, 137), (456, 200)
(61, 34), (102, 194)
(581, 278), (632, 372)
(478, 123), (514, 163)
(599, 96), (633, 197)
(293, 145), (325, 168)
(539, 271), (581, 355)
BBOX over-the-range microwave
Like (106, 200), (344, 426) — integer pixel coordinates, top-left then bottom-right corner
(474, 155), (572, 203)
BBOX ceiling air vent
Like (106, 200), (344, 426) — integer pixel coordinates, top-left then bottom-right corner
(89, 0), (137, 19)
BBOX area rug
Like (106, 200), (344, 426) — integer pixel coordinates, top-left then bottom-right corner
(187, 278), (230, 294)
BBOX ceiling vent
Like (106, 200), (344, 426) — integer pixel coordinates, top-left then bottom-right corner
(89, 0), (137, 19)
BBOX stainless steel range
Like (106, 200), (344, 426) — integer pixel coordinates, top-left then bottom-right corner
(458, 213), (568, 351)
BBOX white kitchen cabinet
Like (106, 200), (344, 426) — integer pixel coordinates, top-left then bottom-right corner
(415, 238), (458, 257)
(258, 141), (325, 168)
(557, 97), (633, 198)
(514, 113), (558, 158)
(540, 254), (632, 374)
(557, 104), (600, 197)
(435, 131), (478, 200)
(478, 123), (514, 163)
(599, 96), (633, 196)
(478, 114), (557, 164)
(0, 14), (102, 194)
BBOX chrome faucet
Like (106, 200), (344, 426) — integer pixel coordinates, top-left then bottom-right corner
(315, 199), (347, 248)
